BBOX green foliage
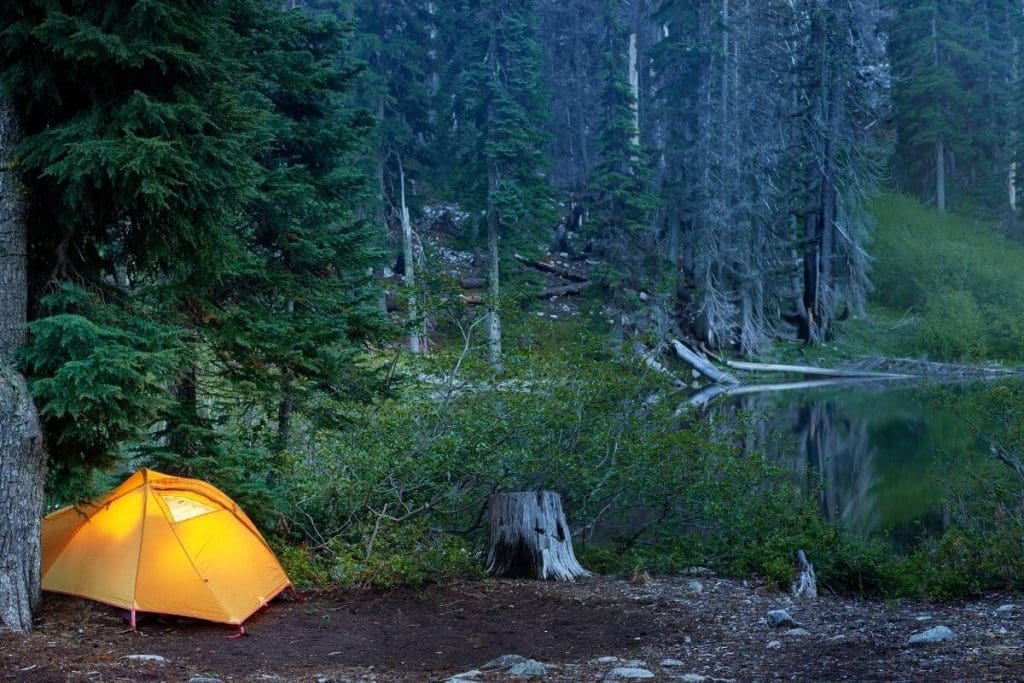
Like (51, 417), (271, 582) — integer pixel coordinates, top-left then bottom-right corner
(866, 193), (1024, 360)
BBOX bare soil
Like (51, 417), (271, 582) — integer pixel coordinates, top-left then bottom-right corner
(2, 575), (1021, 682)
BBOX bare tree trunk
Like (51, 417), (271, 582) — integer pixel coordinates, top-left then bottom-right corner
(399, 158), (420, 353)
(0, 100), (45, 633)
(486, 195), (501, 371)
(486, 492), (590, 581)
(628, 32), (640, 147)
(936, 139), (946, 213)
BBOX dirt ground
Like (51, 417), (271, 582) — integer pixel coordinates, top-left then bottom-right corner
(2, 575), (1022, 682)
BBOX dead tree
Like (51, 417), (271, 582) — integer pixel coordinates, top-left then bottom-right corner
(486, 492), (590, 581)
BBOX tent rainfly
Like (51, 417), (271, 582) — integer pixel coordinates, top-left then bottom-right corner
(41, 469), (290, 630)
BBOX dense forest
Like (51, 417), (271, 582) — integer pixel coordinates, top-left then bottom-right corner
(2, 0), (1024, 647)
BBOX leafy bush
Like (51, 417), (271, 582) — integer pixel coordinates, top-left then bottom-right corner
(917, 290), (988, 359)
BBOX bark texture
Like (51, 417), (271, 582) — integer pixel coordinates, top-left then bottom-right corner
(0, 96), (45, 634)
(0, 99), (26, 359)
(486, 491), (590, 581)
(0, 368), (45, 633)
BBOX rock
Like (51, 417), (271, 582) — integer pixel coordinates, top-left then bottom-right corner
(483, 654), (530, 670)
(659, 658), (685, 667)
(188, 677), (222, 683)
(995, 604), (1015, 615)
(766, 640), (782, 650)
(685, 580), (704, 594)
(122, 655), (169, 664)
(908, 625), (955, 646)
(445, 670), (482, 682)
(594, 657), (623, 664)
(784, 628), (810, 637)
(682, 567), (714, 576)
(766, 609), (797, 629)
(605, 667), (655, 680)
(507, 659), (549, 678)
(678, 676), (708, 683)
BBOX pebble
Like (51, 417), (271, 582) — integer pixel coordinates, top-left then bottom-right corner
(659, 658), (685, 667)
(678, 676), (708, 683)
(767, 609), (797, 629)
(766, 640), (782, 650)
(122, 655), (168, 664)
(445, 669), (482, 682)
(188, 677), (222, 683)
(784, 628), (810, 637)
(595, 657), (623, 664)
(995, 604), (1015, 615)
(686, 580), (704, 594)
(605, 667), (655, 680)
(908, 625), (955, 645)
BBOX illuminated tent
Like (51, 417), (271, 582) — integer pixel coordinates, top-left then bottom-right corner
(41, 469), (290, 628)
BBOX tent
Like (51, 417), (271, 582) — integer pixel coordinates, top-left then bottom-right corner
(41, 469), (291, 628)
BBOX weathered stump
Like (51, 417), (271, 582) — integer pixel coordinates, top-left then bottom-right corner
(486, 491), (590, 581)
(0, 367), (45, 632)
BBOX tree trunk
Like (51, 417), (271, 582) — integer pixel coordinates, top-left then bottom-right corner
(936, 138), (947, 212)
(399, 158), (420, 353)
(486, 197), (501, 371)
(0, 100), (45, 634)
(486, 492), (590, 581)
(0, 100), (26, 360)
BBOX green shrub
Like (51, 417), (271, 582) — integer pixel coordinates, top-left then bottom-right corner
(916, 290), (988, 359)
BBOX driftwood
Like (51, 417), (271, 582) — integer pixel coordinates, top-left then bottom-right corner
(513, 253), (588, 282)
(460, 294), (484, 305)
(671, 339), (740, 385)
(538, 281), (590, 298)
(791, 549), (818, 599)
(486, 491), (590, 581)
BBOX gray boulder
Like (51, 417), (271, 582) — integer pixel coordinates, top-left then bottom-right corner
(766, 609), (797, 629)
(908, 625), (955, 646)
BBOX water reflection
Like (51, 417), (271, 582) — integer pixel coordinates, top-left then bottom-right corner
(707, 380), (997, 548)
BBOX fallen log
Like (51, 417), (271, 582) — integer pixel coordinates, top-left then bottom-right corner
(460, 294), (484, 305)
(635, 343), (687, 389)
(537, 281), (590, 298)
(685, 376), (908, 408)
(671, 339), (740, 385)
(514, 253), (588, 282)
(723, 359), (911, 380)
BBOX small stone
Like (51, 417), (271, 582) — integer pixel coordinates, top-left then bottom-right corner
(685, 580), (704, 594)
(915, 615), (932, 621)
(595, 657), (623, 664)
(483, 654), (530, 670)
(766, 640), (782, 650)
(446, 670), (482, 682)
(507, 659), (549, 678)
(995, 604), (1015, 615)
(122, 655), (169, 664)
(188, 677), (222, 683)
(767, 609), (797, 629)
(659, 658), (685, 667)
(784, 628), (810, 637)
(678, 676), (708, 683)
(908, 625), (955, 646)
(605, 667), (655, 680)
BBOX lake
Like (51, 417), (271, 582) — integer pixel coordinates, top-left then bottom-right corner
(711, 377), (1020, 550)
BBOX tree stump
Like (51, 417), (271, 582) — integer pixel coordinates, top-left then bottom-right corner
(486, 492), (590, 581)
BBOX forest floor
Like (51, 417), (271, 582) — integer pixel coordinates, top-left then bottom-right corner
(2, 574), (1021, 682)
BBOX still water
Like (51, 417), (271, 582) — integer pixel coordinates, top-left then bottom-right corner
(712, 378), (1019, 549)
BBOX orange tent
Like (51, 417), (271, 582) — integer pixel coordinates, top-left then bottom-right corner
(41, 469), (290, 628)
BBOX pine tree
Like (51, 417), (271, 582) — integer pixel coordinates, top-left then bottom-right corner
(589, 0), (656, 296)
(440, 0), (555, 368)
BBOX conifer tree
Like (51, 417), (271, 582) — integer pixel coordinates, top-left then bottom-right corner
(589, 0), (655, 295)
(441, 0), (554, 368)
